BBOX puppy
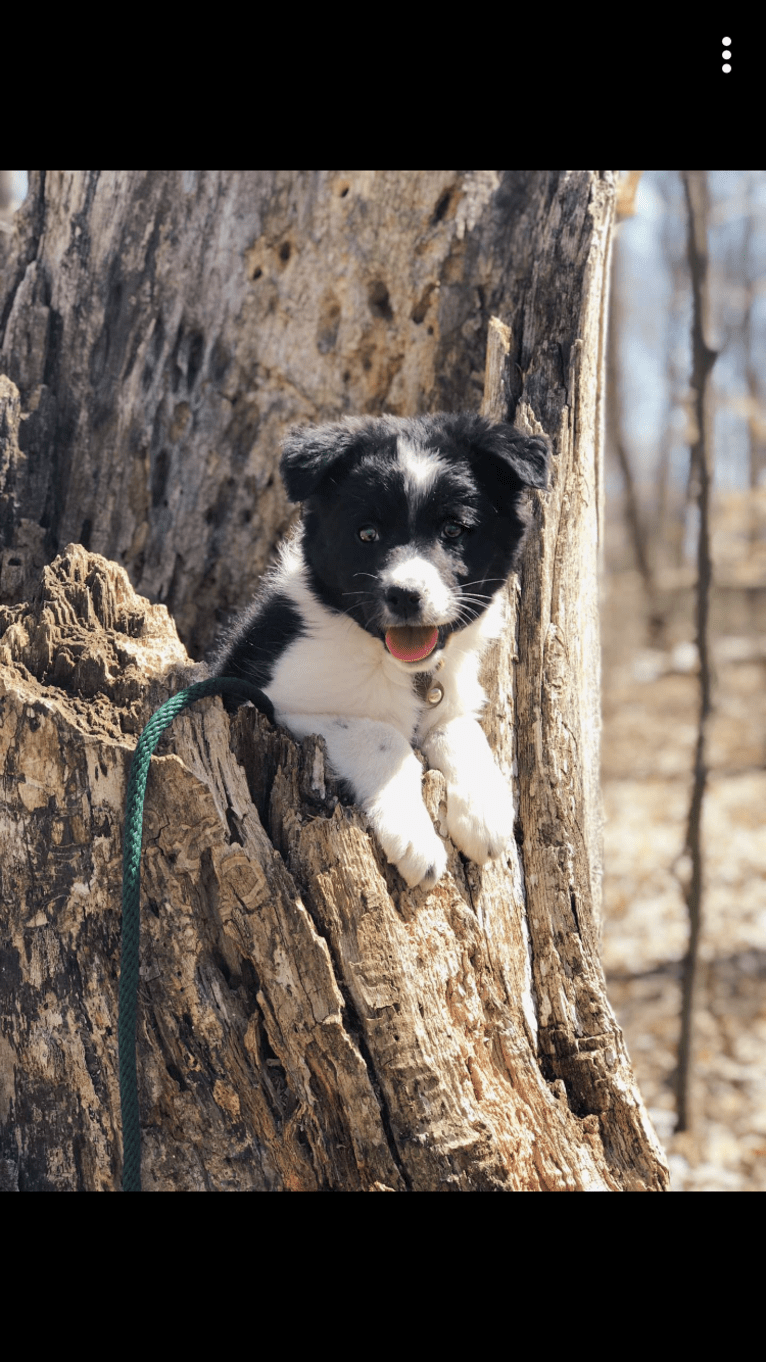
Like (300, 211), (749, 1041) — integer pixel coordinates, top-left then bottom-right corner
(214, 413), (548, 888)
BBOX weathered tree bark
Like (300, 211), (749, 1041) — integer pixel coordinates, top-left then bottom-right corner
(0, 171), (669, 1190)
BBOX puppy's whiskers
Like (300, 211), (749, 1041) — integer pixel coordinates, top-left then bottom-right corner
(335, 588), (375, 621)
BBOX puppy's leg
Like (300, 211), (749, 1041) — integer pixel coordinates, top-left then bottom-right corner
(420, 717), (514, 866)
(281, 714), (448, 889)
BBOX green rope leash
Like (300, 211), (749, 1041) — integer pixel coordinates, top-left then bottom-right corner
(119, 676), (271, 1192)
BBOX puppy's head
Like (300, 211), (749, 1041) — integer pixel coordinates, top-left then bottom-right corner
(281, 413), (548, 670)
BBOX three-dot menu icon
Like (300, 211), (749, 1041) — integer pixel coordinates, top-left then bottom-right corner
(722, 37), (731, 72)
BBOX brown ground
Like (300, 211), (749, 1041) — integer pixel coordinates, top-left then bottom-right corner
(601, 568), (766, 1190)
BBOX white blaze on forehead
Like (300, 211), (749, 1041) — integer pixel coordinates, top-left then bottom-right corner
(381, 554), (455, 618)
(396, 437), (447, 497)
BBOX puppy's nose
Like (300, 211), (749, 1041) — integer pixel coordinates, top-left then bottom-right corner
(385, 584), (423, 614)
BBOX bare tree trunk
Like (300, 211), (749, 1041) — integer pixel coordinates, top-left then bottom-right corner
(656, 173), (690, 575)
(607, 175), (666, 640)
(607, 249), (662, 639)
(609, 174), (653, 578)
(675, 171), (717, 1133)
(743, 179), (765, 557)
(0, 171), (669, 1190)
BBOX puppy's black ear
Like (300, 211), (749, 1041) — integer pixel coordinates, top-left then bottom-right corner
(280, 420), (365, 503)
(480, 424), (550, 490)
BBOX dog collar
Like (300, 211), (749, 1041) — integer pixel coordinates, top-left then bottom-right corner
(414, 659), (445, 707)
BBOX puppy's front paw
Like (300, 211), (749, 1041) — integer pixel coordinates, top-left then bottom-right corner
(368, 789), (448, 889)
(446, 766), (514, 866)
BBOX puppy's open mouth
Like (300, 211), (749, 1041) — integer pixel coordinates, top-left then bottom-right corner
(384, 625), (440, 663)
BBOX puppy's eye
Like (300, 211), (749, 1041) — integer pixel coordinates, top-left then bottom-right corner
(442, 521), (465, 540)
(358, 525), (379, 543)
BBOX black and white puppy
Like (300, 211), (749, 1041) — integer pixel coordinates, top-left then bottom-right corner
(214, 413), (548, 888)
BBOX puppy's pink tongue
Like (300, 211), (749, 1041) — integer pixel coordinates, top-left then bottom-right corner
(384, 626), (439, 662)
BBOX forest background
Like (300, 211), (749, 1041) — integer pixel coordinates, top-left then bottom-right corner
(603, 169), (766, 1191)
